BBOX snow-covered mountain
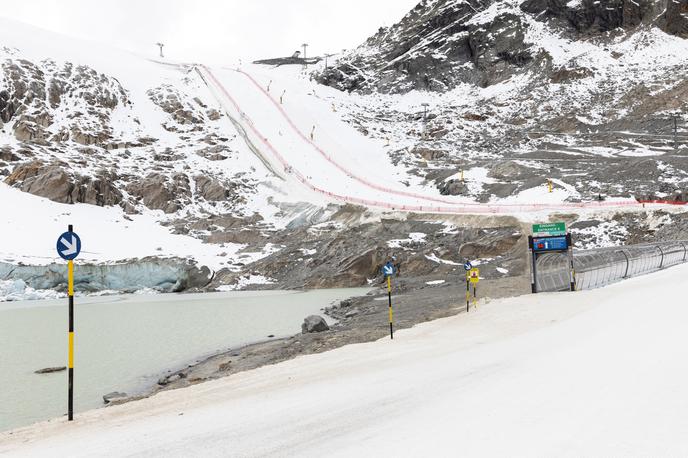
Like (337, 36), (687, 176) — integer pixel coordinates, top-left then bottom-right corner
(2, 0), (688, 299)
(318, 0), (688, 202)
(319, 0), (688, 93)
(0, 18), (296, 297)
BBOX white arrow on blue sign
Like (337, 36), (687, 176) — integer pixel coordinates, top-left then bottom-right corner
(56, 231), (81, 261)
(464, 261), (473, 271)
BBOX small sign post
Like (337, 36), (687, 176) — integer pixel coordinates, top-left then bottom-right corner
(56, 225), (81, 421)
(464, 261), (472, 312)
(382, 262), (396, 339)
(469, 268), (480, 309)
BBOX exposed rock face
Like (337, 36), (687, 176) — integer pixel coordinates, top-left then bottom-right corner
(196, 145), (230, 161)
(316, 0), (685, 94)
(662, 0), (688, 37)
(194, 175), (228, 201)
(301, 315), (330, 333)
(317, 0), (500, 92)
(4, 160), (123, 205)
(147, 84), (205, 127)
(127, 173), (191, 213)
(225, 216), (524, 290)
(520, 0), (659, 32)
(0, 59), (127, 145)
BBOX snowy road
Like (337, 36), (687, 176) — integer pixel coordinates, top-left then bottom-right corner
(3, 264), (688, 456)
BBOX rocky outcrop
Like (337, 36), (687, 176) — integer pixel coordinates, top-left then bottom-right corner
(4, 160), (123, 206)
(301, 315), (329, 333)
(316, 0), (685, 94)
(316, 0), (495, 93)
(196, 145), (230, 161)
(102, 392), (127, 404)
(661, 0), (688, 37)
(127, 173), (191, 213)
(194, 175), (228, 201)
(147, 84), (205, 127)
(222, 217), (524, 290)
(521, 0), (658, 32)
(0, 59), (127, 145)
(438, 179), (466, 196)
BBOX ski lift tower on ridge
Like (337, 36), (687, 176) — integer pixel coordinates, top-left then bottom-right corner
(156, 42), (164, 58)
(302, 43), (309, 69)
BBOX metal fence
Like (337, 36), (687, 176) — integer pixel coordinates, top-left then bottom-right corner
(536, 241), (688, 292)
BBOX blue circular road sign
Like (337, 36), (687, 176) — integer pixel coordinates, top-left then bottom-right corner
(56, 231), (81, 261)
(463, 261), (472, 271)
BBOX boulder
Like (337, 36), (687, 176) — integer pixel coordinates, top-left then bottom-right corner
(438, 179), (466, 196)
(102, 391), (127, 404)
(345, 308), (360, 319)
(196, 145), (229, 161)
(74, 174), (123, 207)
(15, 164), (73, 203)
(126, 173), (190, 213)
(301, 315), (330, 334)
(207, 109), (222, 121)
(0, 147), (20, 162)
(411, 147), (446, 160)
(5, 161), (123, 206)
(194, 175), (228, 201)
(488, 160), (530, 181)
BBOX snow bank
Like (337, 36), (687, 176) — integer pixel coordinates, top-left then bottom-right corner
(6, 262), (688, 456)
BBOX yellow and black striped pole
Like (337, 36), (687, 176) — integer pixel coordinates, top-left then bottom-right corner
(472, 283), (477, 310)
(387, 275), (393, 339)
(466, 272), (470, 312)
(67, 224), (75, 421)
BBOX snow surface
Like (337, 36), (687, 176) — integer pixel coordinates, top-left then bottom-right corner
(6, 261), (688, 456)
(0, 183), (241, 270)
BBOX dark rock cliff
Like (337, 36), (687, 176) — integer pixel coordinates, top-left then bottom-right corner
(316, 0), (688, 94)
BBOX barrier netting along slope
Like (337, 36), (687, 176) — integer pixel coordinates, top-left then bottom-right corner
(197, 64), (685, 215)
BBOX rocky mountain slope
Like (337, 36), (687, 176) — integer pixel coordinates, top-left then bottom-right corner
(2, 3), (688, 299)
(318, 0), (688, 93)
(0, 18), (304, 297)
(317, 0), (688, 203)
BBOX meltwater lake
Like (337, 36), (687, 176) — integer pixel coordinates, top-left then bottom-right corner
(0, 288), (369, 431)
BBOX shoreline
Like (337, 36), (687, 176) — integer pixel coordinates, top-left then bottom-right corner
(109, 273), (530, 406)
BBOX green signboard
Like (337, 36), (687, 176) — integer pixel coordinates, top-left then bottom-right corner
(532, 222), (566, 236)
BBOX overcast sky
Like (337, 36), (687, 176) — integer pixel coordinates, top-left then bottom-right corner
(0, 0), (419, 62)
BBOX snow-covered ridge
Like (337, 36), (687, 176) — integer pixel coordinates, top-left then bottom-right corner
(0, 17), (305, 281)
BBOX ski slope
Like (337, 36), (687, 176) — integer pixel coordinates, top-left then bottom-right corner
(3, 264), (688, 456)
(198, 63), (666, 215)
